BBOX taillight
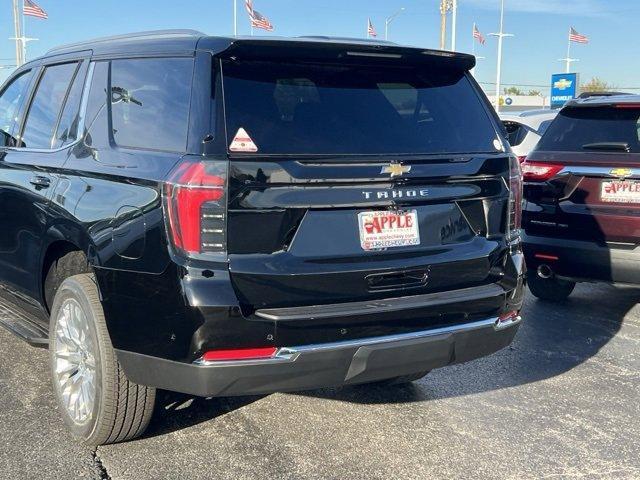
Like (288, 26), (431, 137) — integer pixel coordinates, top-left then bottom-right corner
(517, 156), (527, 164)
(521, 161), (564, 182)
(165, 159), (228, 256)
(508, 156), (523, 237)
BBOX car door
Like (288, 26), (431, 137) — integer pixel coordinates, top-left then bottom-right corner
(0, 58), (88, 318)
(0, 66), (39, 311)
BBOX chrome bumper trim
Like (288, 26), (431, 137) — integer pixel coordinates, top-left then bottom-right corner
(193, 314), (521, 366)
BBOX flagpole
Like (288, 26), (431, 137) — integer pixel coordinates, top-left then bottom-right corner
(471, 23), (476, 76)
(566, 28), (571, 73)
(21, 0), (27, 63)
(472, 24), (476, 57)
(233, 0), (237, 36)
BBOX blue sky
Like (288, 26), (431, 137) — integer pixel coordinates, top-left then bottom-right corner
(2, 0), (640, 93)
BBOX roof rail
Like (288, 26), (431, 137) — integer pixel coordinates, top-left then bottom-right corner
(47, 29), (206, 54)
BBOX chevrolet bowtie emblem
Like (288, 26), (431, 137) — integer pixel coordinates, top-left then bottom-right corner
(381, 163), (411, 178)
(610, 168), (632, 178)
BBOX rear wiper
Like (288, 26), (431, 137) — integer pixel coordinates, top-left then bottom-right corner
(582, 142), (630, 152)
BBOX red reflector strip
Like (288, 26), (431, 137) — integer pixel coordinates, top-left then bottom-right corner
(614, 103), (640, 109)
(498, 310), (519, 322)
(201, 347), (277, 362)
(534, 253), (559, 261)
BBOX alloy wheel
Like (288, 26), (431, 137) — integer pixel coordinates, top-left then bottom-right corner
(53, 298), (97, 425)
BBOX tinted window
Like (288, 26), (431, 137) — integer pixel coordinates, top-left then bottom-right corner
(110, 58), (193, 152)
(537, 119), (554, 135)
(53, 63), (85, 148)
(0, 70), (33, 146)
(537, 106), (640, 153)
(222, 60), (498, 155)
(84, 61), (110, 150)
(502, 121), (528, 147)
(21, 62), (78, 149)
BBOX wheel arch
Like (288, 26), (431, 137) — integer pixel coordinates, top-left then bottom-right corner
(40, 223), (102, 313)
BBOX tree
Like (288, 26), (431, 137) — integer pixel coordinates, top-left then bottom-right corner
(503, 86), (524, 95)
(582, 77), (615, 93)
(528, 90), (542, 96)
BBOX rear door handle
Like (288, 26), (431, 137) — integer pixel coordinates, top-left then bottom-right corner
(29, 175), (51, 188)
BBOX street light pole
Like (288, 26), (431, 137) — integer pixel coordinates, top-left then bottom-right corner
(439, 0), (451, 50)
(233, 0), (237, 36)
(451, 0), (458, 51)
(385, 7), (405, 41)
(488, 0), (513, 112)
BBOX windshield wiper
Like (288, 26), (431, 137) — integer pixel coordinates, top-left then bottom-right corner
(582, 142), (630, 152)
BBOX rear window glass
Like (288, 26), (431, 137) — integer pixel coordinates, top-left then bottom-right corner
(537, 106), (640, 153)
(222, 60), (498, 155)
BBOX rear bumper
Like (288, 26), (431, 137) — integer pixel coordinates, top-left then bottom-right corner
(523, 234), (640, 284)
(116, 315), (521, 397)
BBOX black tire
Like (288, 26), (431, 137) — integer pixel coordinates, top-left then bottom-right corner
(49, 273), (156, 445)
(527, 271), (576, 302)
(375, 370), (430, 385)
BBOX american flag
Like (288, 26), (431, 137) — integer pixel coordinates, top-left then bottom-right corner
(245, 0), (274, 31)
(569, 27), (589, 44)
(23, 0), (48, 19)
(367, 18), (377, 38)
(473, 23), (485, 45)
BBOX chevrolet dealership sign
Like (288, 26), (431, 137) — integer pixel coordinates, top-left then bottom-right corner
(550, 73), (580, 109)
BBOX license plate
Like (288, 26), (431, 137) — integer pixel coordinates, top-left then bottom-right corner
(601, 180), (640, 203)
(358, 210), (420, 251)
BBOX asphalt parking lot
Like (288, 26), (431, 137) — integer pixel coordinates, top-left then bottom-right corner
(1, 283), (639, 480)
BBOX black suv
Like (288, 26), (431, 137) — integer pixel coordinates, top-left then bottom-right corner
(0, 30), (524, 444)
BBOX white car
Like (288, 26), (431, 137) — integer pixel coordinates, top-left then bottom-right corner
(499, 110), (558, 161)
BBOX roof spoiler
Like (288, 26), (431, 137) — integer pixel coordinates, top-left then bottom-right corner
(206, 37), (476, 71)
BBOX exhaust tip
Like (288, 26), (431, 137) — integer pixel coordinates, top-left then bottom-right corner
(537, 264), (553, 279)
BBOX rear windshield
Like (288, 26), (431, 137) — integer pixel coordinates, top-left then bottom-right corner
(221, 60), (498, 155)
(537, 106), (640, 153)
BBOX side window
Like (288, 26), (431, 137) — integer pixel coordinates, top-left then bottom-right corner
(83, 61), (110, 150)
(502, 121), (527, 147)
(110, 58), (193, 152)
(0, 70), (33, 147)
(52, 63), (86, 148)
(21, 62), (78, 149)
